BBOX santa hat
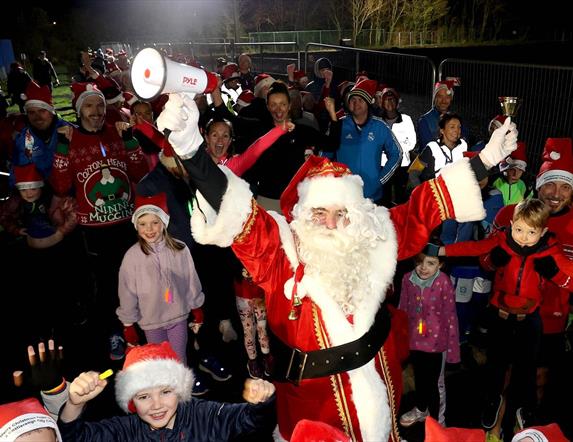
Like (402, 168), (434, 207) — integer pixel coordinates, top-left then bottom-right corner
(14, 163), (44, 190)
(347, 78), (378, 105)
(115, 342), (193, 413)
(0, 398), (62, 441)
(380, 87), (400, 102)
(222, 63), (240, 82)
(501, 141), (527, 172)
(237, 89), (255, 108)
(280, 155), (364, 223)
(511, 423), (568, 442)
(71, 82), (105, 114)
(254, 73), (276, 97)
(424, 416), (485, 442)
(536, 138), (573, 189)
(293, 70), (308, 81)
(290, 419), (351, 442)
(488, 115), (507, 134)
(433, 80), (455, 103)
(22, 81), (55, 114)
(132, 192), (170, 228)
(123, 91), (138, 107)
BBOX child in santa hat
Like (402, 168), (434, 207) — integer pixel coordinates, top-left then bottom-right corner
(117, 193), (204, 366)
(0, 398), (63, 442)
(1, 164), (77, 249)
(58, 342), (276, 440)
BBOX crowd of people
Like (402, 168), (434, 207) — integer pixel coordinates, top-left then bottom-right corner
(0, 46), (571, 442)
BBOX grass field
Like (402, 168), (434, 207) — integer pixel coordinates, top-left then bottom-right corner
(5, 70), (76, 123)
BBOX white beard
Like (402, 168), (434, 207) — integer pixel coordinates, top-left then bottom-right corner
(291, 217), (374, 315)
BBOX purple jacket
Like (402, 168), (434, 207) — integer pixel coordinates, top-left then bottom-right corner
(399, 271), (460, 363)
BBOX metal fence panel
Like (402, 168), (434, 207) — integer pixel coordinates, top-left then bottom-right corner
(305, 43), (436, 130)
(440, 59), (573, 173)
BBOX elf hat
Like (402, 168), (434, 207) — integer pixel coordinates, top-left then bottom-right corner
(0, 398), (62, 441)
(536, 138), (573, 189)
(132, 192), (170, 228)
(290, 419), (351, 442)
(432, 80), (455, 103)
(254, 73), (276, 97)
(280, 155), (364, 223)
(115, 342), (193, 413)
(347, 78), (378, 105)
(500, 141), (527, 172)
(14, 163), (44, 190)
(237, 89), (255, 108)
(71, 82), (105, 114)
(22, 81), (55, 114)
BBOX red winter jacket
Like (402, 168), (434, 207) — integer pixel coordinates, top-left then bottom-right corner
(445, 230), (573, 315)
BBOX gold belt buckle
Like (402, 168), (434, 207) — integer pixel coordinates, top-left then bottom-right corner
(285, 348), (308, 386)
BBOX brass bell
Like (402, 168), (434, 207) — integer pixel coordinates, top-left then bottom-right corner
(293, 295), (302, 307)
(288, 308), (299, 320)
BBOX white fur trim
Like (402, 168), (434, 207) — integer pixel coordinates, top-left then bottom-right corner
(502, 158), (527, 172)
(438, 158), (486, 222)
(0, 412), (63, 442)
(24, 99), (55, 114)
(273, 206), (397, 440)
(297, 174), (364, 212)
(132, 205), (170, 228)
(15, 180), (44, 190)
(191, 166), (253, 247)
(106, 93), (124, 105)
(115, 359), (194, 413)
(536, 170), (573, 190)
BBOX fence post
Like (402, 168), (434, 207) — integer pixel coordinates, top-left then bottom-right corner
(355, 51), (360, 77)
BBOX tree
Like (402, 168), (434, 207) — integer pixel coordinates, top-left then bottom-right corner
(349, 0), (384, 46)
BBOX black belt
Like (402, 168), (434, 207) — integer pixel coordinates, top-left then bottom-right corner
(271, 303), (391, 385)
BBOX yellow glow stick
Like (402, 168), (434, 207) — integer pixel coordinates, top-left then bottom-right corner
(99, 369), (114, 380)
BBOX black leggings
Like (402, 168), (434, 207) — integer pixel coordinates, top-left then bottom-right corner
(412, 350), (444, 418)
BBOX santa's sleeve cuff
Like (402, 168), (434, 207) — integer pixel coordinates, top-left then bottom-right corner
(191, 167), (253, 247)
(439, 158), (486, 222)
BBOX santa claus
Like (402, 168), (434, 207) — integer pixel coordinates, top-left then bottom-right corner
(155, 93), (518, 441)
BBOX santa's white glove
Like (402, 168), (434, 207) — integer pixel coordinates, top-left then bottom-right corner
(219, 319), (238, 343)
(156, 93), (203, 159)
(479, 117), (518, 169)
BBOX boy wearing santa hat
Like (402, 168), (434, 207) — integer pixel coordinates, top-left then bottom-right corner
(58, 342), (276, 440)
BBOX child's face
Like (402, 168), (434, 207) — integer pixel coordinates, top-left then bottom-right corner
(506, 167), (523, 184)
(511, 218), (547, 247)
(19, 188), (42, 203)
(414, 255), (442, 280)
(136, 213), (164, 244)
(133, 386), (178, 430)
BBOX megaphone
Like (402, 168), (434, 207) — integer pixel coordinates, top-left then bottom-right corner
(131, 47), (218, 101)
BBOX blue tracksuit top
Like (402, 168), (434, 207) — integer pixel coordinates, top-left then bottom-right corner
(336, 115), (402, 201)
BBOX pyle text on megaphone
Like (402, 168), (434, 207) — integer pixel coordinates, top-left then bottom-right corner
(131, 47), (218, 101)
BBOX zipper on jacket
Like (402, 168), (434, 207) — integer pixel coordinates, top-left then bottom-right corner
(515, 255), (527, 295)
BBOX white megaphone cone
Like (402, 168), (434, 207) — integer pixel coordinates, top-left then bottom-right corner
(131, 48), (218, 101)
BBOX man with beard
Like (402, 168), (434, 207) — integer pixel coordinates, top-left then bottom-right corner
(50, 82), (148, 361)
(491, 137), (573, 429)
(155, 93), (517, 441)
(11, 81), (71, 183)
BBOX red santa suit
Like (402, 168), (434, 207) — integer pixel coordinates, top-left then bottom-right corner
(190, 155), (487, 441)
